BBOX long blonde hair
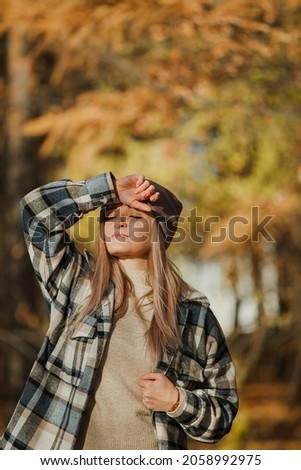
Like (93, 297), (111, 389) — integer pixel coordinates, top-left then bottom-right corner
(73, 211), (194, 362)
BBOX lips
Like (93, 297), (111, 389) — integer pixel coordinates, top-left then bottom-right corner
(112, 233), (128, 241)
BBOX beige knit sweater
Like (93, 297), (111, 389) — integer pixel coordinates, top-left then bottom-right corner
(78, 266), (158, 450)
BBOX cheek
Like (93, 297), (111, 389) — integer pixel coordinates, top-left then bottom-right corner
(129, 224), (152, 256)
(104, 222), (114, 239)
(128, 218), (152, 240)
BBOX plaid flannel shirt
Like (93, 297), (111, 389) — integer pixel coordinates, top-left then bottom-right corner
(0, 172), (238, 450)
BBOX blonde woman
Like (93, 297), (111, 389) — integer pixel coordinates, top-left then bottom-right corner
(0, 172), (238, 450)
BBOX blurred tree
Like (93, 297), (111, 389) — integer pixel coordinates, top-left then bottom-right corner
(18, 0), (301, 179)
(0, 2), (50, 419)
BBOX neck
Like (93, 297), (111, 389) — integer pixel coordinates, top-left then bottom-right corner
(119, 258), (148, 271)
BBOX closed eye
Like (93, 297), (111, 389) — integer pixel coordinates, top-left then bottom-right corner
(104, 215), (144, 221)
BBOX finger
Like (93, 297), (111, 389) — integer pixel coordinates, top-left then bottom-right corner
(138, 380), (148, 389)
(149, 192), (160, 202)
(138, 378), (154, 389)
(139, 372), (162, 381)
(141, 184), (157, 199)
(138, 375), (149, 387)
(142, 398), (153, 410)
(135, 181), (158, 198)
(141, 391), (155, 405)
(135, 175), (145, 188)
(130, 200), (152, 212)
(135, 179), (149, 193)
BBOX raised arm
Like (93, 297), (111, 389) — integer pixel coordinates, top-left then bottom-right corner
(20, 172), (159, 312)
(20, 172), (119, 310)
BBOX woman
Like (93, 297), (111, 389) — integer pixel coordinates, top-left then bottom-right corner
(0, 172), (238, 450)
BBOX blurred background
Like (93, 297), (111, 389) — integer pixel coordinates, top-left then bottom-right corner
(1, 0), (301, 449)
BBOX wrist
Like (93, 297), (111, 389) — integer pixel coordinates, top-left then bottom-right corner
(168, 387), (180, 413)
(112, 175), (121, 201)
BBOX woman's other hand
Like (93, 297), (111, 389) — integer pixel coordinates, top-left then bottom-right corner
(138, 372), (179, 412)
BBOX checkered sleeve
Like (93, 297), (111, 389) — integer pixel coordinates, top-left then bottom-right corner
(20, 172), (118, 311)
(167, 306), (238, 443)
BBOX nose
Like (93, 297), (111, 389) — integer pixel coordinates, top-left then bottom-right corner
(115, 217), (127, 228)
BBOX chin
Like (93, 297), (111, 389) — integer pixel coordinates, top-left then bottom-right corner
(106, 238), (151, 259)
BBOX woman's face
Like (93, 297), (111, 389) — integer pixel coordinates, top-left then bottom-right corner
(104, 204), (153, 261)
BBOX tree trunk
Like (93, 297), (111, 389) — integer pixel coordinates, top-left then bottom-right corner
(0, 24), (45, 426)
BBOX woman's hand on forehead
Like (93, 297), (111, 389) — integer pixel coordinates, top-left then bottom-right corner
(115, 174), (160, 212)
